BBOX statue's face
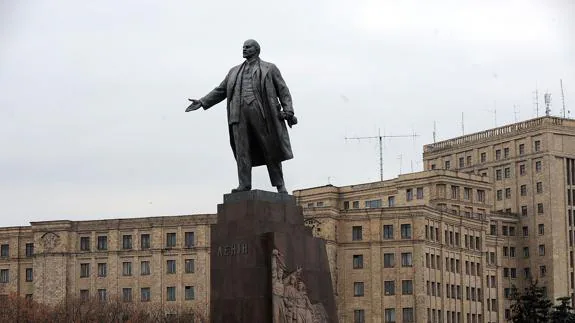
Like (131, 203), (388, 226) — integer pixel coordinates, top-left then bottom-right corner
(243, 40), (259, 59)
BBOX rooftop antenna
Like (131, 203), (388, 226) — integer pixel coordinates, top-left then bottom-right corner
(485, 102), (497, 127)
(513, 104), (520, 122)
(461, 112), (465, 135)
(397, 154), (403, 175)
(534, 85), (540, 117)
(544, 92), (552, 116)
(345, 129), (419, 181)
(561, 79), (566, 118)
(433, 121), (437, 143)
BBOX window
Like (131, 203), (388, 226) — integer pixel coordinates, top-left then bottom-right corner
(366, 199), (381, 208)
(383, 225), (394, 239)
(523, 226), (529, 236)
(477, 190), (485, 202)
(122, 235), (132, 249)
(185, 232), (195, 248)
(520, 185), (527, 196)
(353, 201), (360, 208)
(354, 309), (366, 323)
(25, 243), (33, 257)
(521, 206), (528, 216)
(402, 280), (413, 295)
(536, 182), (543, 193)
(505, 188), (511, 198)
(167, 286), (176, 301)
(354, 282), (364, 296)
(416, 187), (424, 199)
(0, 269), (8, 283)
(496, 169), (502, 180)
(496, 149), (501, 160)
(509, 226), (515, 236)
(466, 156), (472, 166)
(80, 263), (90, 278)
(451, 186), (459, 199)
(401, 252), (412, 267)
(384, 281), (395, 295)
(25, 268), (33, 282)
(490, 225), (497, 235)
(80, 289), (89, 302)
(400, 224), (412, 239)
(511, 268), (517, 278)
(122, 262), (132, 276)
(504, 288), (511, 299)
(141, 287), (151, 302)
(510, 247), (516, 257)
(503, 246), (509, 257)
(519, 144), (525, 155)
(167, 260), (176, 274)
(504, 167), (511, 178)
(0, 245), (9, 258)
(504, 268), (509, 278)
(384, 253), (395, 268)
(402, 308), (414, 323)
(535, 160), (542, 172)
(406, 189), (413, 201)
(97, 236), (108, 250)
(316, 201), (324, 207)
(352, 226), (363, 241)
(497, 190), (503, 201)
(502, 226), (508, 236)
(481, 152), (487, 162)
(122, 288), (132, 302)
(534, 140), (541, 152)
(140, 234), (150, 249)
(388, 196), (395, 207)
(353, 255), (364, 269)
(540, 265), (547, 276)
(523, 247), (529, 258)
(520, 164), (526, 175)
(80, 237), (90, 251)
(459, 157), (465, 168)
(183, 286), (195, 300)
(462, 187), (471, 200)
(538, 203), (544, 214)
(98, 289), (107, 302)
(97, 263), (107, 277)
(445, 160), (451, 169)
(504, 147), (510, 158)
(344, 201), (350, 210)
(385, 309), (396, 323)
(141, 261), (151, 275)
(539, 244), (545, 256)
(185, 259), (195, 273)
(524, 267), (531, 279)
(166, 233), (176, 247)
(538, 224), (545, 235)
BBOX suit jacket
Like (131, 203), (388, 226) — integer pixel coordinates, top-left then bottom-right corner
(199, 59), (294, 166)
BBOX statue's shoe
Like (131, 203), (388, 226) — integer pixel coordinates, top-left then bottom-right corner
(231, 186), (251, 193)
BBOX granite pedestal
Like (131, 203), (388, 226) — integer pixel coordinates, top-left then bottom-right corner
(210, 190), (337, 323)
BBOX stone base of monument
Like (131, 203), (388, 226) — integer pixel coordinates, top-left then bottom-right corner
(210, 190), (337, 323)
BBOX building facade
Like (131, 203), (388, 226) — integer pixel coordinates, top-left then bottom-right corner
(1, 116), (574, 323)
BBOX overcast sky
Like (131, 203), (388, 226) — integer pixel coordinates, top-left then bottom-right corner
(1, 0), (573, 227)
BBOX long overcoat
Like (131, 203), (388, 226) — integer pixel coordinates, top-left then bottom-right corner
(199, 59), (294, 167)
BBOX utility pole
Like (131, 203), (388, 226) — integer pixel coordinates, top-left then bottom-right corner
(561, 79), (566, 118)
(345, 129), (419, 181)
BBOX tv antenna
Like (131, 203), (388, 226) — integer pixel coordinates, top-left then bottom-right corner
(561, 79), (566, 118)
(513, 105), (520, 122)
(345, 129), (419, 181)
(544, 92), (552, 116)
(533, 85), (540, 117)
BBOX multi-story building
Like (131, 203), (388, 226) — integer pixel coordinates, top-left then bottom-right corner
(0, 215), (215, 316)
(1, 116), (574, 323)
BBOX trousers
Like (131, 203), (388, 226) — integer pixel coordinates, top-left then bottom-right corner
(232, 100), (284, 188)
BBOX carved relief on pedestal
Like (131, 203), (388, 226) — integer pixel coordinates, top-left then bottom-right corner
(40, 232), (61, 252)
(271, 248), (328, 323)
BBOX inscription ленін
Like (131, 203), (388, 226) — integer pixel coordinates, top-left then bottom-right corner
(217, 242), (248, 256)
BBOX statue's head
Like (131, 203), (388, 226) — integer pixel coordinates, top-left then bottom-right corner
(297, 281), (305, 291)
(243, 39), (260, 59)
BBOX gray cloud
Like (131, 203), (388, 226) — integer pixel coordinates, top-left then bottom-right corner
(0, 0), (573, 226)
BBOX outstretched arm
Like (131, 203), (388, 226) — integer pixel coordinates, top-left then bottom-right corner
(200, 75), (229, 109)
